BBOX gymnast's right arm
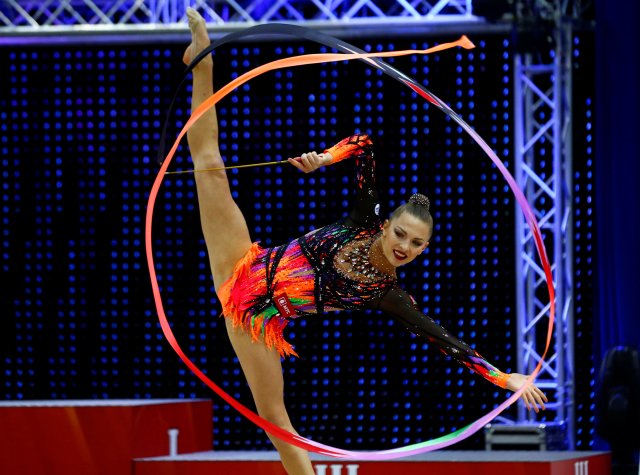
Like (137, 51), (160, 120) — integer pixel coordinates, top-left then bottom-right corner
(287, 134), (378, 225)
(287, 133), (373, 175)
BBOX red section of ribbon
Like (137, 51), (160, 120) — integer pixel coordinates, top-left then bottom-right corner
(404, 79), (440, 106)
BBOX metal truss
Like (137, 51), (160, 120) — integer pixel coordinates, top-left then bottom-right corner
(512, 1), (576, 448)
(0, 0), (478, 39)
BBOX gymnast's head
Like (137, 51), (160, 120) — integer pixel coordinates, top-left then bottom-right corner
(380, 193), (433, 267)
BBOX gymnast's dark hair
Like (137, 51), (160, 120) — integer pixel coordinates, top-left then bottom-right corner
(390, 193), (433, 238)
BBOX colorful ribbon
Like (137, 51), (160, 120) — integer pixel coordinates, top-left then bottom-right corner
(146, 24), (555, 460)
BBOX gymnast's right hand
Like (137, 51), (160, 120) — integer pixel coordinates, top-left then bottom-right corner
(288, 151), (333, 173)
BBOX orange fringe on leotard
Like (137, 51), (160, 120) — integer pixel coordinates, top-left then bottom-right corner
(217, 242), (299, 358)
(217, 242), (263, 313)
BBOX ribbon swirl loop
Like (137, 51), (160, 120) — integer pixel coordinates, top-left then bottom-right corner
(147, 24), (555, 460)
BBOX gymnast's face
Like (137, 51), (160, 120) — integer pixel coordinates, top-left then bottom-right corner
(381, 212), (431, 267)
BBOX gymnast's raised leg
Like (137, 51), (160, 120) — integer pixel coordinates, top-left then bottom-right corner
(183, 8), (314, 475)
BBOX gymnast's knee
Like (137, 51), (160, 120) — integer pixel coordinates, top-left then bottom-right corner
(257, 405), (293, 430)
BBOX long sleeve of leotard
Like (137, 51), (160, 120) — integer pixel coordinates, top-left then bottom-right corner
(325, 134), (380, 227)
(378, 287), (510, 388)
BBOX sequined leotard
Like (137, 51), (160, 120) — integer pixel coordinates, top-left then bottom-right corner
(218, 134), (510, 389)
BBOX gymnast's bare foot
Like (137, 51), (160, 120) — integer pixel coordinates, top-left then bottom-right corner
(183, 7), (212, 69)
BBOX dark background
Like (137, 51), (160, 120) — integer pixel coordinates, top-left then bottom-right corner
(0, 14), (633, 454)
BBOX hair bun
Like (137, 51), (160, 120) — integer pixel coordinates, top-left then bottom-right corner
(409, 193), (430, 211)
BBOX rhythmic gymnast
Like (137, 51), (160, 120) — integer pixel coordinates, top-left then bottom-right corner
(182, 8), (547, 475)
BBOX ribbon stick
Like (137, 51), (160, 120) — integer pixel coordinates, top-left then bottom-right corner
(147, 24), (555, 460)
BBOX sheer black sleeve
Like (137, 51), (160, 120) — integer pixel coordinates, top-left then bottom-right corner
(324, 134), (380, 227)
(378, 286), (510, 388)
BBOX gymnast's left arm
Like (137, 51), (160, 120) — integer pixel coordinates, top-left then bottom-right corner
(503, 372), (548, 413)
(378, 287), (548, 412)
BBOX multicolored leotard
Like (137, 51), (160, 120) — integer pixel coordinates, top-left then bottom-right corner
(217, 134), (510, 389)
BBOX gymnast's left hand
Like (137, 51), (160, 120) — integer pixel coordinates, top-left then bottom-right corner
(288, 151), (332, 173)
(505, 373), (548, 413)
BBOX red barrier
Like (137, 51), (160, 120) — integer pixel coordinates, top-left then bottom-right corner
(133, 451), (611, 475)
(0, 399), (212, 475)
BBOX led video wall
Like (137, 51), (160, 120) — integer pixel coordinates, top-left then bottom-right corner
(0, 32), (595, 449)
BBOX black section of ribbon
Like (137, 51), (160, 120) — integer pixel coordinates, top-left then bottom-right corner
(156, 23), (448, 165)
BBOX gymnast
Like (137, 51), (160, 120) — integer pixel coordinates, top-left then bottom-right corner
(182, 8), (547, 475)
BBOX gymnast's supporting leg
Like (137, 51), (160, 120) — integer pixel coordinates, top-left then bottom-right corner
(226, 319), (316, 475)
(184, 9), (314, 475)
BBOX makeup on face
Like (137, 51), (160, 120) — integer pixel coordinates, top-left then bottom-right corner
(381, 213), (431, 267)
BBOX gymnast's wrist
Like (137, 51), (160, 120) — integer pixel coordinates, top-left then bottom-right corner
(324, 146), (349, 165)
(322, 152), (335, 165)
(497, 372), (511, 389)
